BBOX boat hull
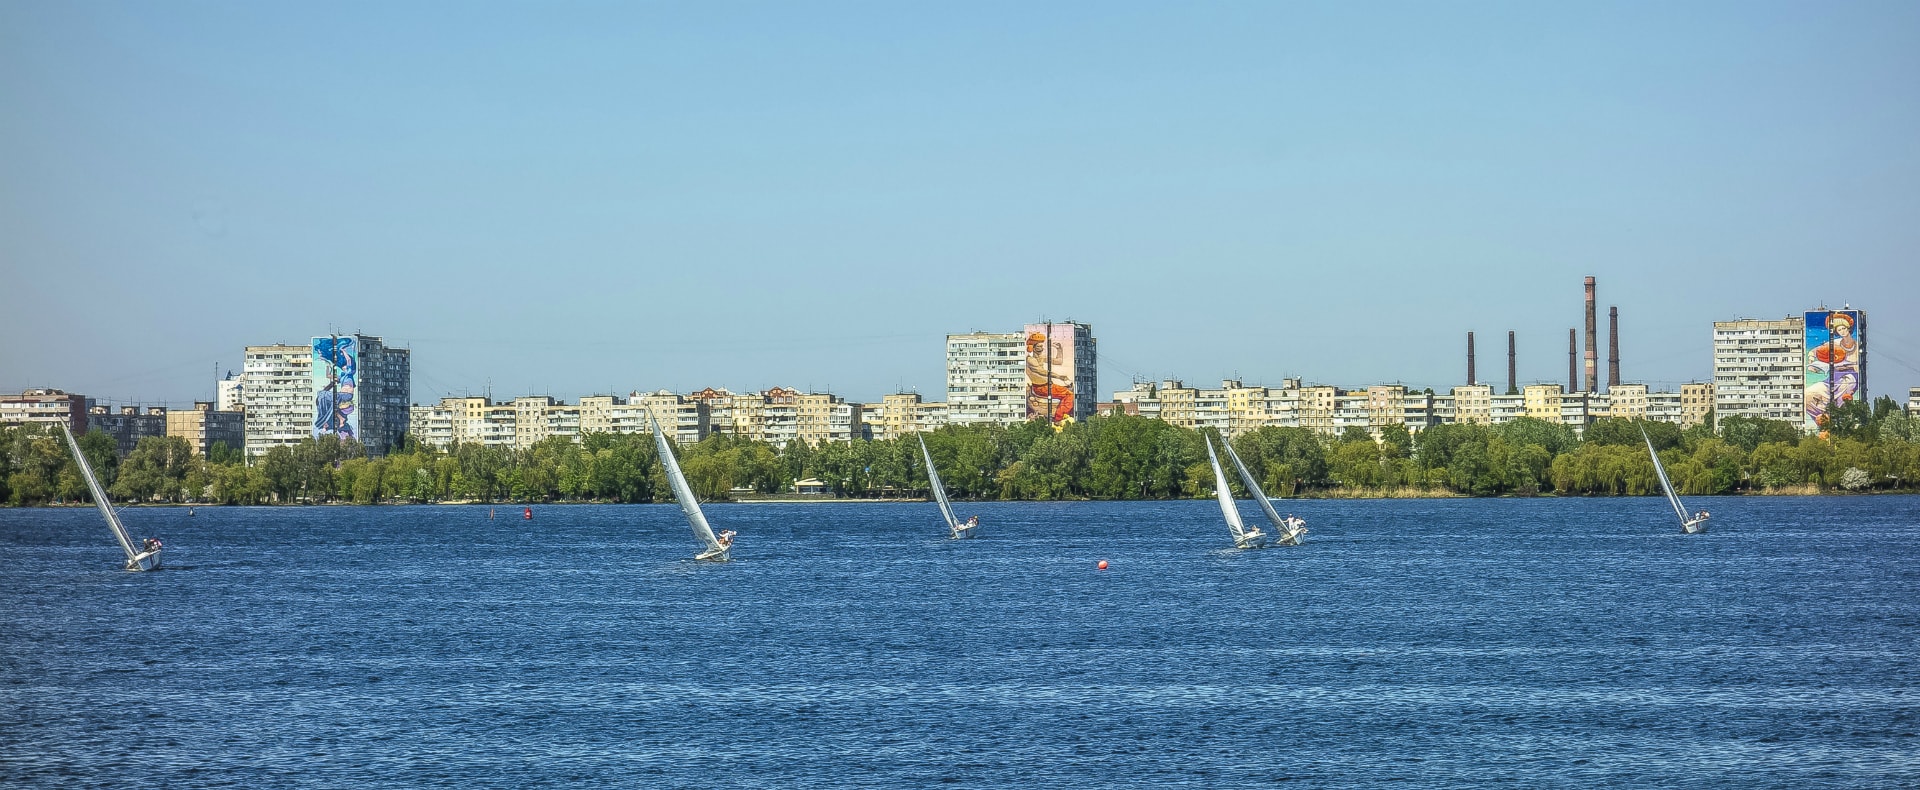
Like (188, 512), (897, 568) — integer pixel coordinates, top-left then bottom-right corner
(695, 547), (731, 562)
(1235, 531), (1269, 550)
(126, 549), (162, 572)
(949, 524), (979, 540)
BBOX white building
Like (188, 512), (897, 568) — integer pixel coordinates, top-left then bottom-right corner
(946, 332), (1026, 425)
(216, 372), (244, 413)
(1712, 317), (1805, 424)
(241, 344), (312, 458)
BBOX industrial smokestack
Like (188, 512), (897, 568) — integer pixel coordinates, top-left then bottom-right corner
(1584, 276), (1598, 393)
(1467, 332), (1476, 385)
(1507, 331), (1517, 395)
(1568, 328), (1578, 392)
(1608, 305), (1620, 389)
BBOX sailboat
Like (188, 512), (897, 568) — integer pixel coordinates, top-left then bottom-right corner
(919, 436), (976, 539)
(650, 411), (732, 561)
(1643, 427), (1709, 534)
(1206, 437), (1267, 550)
(1221, 439), (1307, 546)
(58, 421), (162, 571)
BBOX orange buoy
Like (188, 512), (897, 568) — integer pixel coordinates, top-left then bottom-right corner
(1097, 560), (1109, 570)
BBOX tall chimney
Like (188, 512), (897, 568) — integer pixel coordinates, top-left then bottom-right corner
(1608, 305), (1620, 388)
(1568, 328), (1578, 392)
(1507, 331), (1517, 395)
(1584, 276), (1598, 393)
(1467, 332), (1476, 385)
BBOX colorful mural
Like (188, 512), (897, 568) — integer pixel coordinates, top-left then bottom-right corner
(313, 335), (359, 442)
(1804, 310), (1865, 436)
(1025, 323), (1076, 426)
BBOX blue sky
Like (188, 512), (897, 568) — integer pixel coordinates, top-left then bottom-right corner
(3, 1), (1917, 406)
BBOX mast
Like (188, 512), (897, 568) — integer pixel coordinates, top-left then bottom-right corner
(60, 422), (138, 562)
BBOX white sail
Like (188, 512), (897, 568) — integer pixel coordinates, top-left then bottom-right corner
(918, 436), (960, 529)
(1206, 438), (1247, 540)
(58, 422), (144, 567)
(1642, 428), (1689, 528)
(1222, 440), (1286, 531)
(651, 411), (722, 556)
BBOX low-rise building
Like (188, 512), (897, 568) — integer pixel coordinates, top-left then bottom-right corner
(166, 402), (245, 457)
(90, 405), (168, 455)
(0, 388), (90, 434)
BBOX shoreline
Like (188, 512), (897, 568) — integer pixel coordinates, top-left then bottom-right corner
(13, 488), (1914, 508)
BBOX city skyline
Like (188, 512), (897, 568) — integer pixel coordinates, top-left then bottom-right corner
(4, 3), (1918, 405)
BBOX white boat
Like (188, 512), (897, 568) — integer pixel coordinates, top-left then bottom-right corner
(1222, 439), (1307, 546)
(651, 411), (731, 561)
(919, 436), (976, 539)
(1206, 437), (1267, 549)
(1643, 427), (1709, 534)
(59, 421), (162, 571)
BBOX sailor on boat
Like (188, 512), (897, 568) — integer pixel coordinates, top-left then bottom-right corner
(966, 515), (979, 530)
(716, 530), (736, 549)
(1685, 510), (1710, 530)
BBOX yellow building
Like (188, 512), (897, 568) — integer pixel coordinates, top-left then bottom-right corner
(1523, 384), (1563, 422)
(165, 402), (244, 457)
(1681, 382), (1714, 428)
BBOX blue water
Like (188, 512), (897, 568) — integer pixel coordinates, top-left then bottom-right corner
(3, 497), (1918, 788)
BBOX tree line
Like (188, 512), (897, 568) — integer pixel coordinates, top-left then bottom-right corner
(4, 396), (1918, 506)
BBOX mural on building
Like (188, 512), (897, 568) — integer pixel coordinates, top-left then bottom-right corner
(1025, 323), (1076, 426)
(1804, 309), (1864, 436)
(312, 335), (359, 442)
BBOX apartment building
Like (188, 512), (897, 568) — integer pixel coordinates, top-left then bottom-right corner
(797, 392), (860, 446)
(946, 332), (1026, 425)
(243, 335), (410, 458)
(89, 406), (168, 455)
(0, 388), (90, 434)
(1680, 382), (1714, 428)
(1451, 384), (1493, 426)
(216, 373), (244, 413)
(242, 344), (310, 458)
(1712, 317), (1805, 424)
(865, 393), (948, 441)
(166, 402), (245, 457)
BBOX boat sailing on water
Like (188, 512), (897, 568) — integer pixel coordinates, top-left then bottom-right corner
(58, 421), (162, 571)
(650, 411), (732, 561)
(1206, 437), (1267, 549)
(1643, 427), (1709, 534)
(918, 436), (977, 539)
(1220, 439), (1307, 546)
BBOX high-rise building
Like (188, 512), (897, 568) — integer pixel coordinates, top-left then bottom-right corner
(216, 372), (244, 413)
(241, 344), (311, 458)
(1023, 321), (1098, 426)
(1801, 307), (1866, 435)
(1712, 317), (1806, 425)
(245, 335), (410, 458)
(945, 332), (1026, 425)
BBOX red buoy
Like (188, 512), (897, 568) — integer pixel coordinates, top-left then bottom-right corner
(1097, 560), (1109, 570)
(523, 507), (532, 520)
